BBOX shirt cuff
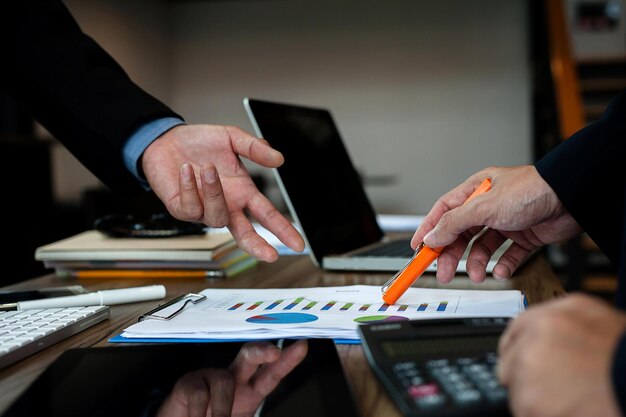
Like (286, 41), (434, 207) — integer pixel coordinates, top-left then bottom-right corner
(613, 330), (626, 414)
(123, 117), (186, 188)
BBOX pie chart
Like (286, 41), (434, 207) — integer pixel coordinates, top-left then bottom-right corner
(246, 313), (319, 324)
(354, 315), (409, 323)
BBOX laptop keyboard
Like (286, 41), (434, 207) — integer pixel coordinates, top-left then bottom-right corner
(0, 306), (110, 369)
(356, 238), (415, 257)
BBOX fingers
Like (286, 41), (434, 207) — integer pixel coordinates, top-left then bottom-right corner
(168, 368), (234, 417)
(206, 369), (235, 417)
(177, 163), (230, 228)
(465, 229), (507, 283)
(177, 164), (303, 263)
(429, 226), (482, 283)
(251, 340), (309, 397)
(227, 340), (308, 399)
(246, 193), (305, 253)
(178, 163), (204, 221)
(228, 205), (304, 263)
(228, 341), (281, 384)
(228, 211), (280, 262)
(226, 126), (284, 168)
(422, 177), (492, 249)
(200, 164), (229, 227)
(411, 201), (452, 248)
(491, 241), (534, 280)
(433, 228), (475, 283)
(178, 371), (212, 417)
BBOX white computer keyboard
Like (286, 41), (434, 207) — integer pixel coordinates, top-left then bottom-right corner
(0, 306), (110, 369)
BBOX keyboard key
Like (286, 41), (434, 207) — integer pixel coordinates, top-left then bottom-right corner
(0, 306), (110, 369)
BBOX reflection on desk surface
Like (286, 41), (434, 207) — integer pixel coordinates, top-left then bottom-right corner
(2, 339), (361, 417)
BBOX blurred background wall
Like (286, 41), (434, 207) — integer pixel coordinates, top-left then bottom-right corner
(61, 0), (531, 215)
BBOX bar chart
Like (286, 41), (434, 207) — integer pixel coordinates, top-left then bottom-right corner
(224, 296), (453, 314)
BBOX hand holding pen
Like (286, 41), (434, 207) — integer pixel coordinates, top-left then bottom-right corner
(382, 178), (492, 304)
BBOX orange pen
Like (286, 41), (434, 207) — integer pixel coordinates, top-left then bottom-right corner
(381, 178), (492, 305)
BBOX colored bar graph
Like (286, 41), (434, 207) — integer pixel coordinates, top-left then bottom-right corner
(398, 304), (408, 312)
(284, 297), (304, 310)
(229, 303), (244, 311)
(378, 304), (389, 312)
(437, 301), (448, 312)
(265, 299), (284, 310)
(417, 303), (428, 311)
(246, 301), (263, 311)
(359, 304), (371, 311)
(340, 302), (354, 311)
(302, 301), (317, 311)
(321, 301), (337, 311)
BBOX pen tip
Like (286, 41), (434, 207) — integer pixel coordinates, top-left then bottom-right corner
(0, 303), (17, 312)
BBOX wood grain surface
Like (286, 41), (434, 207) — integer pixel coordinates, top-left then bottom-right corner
(0, 253), (564, 416)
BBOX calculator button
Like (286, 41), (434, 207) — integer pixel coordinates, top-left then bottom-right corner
(452, 388), (482, 405)
(410, 376), (425, 385)
(408, 383), (439, 398)
(409, 384), (446, 410)
(456, 357), (478, 366)
(393, 361), (417, 371)
(415, 393), (446, 409)
(426, 359), (450, 368)
(484, 387), (508, 403)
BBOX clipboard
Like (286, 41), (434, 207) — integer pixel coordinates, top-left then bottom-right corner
(109, 286), (526, 346)
(111, 291), (363, 344)
(138, 293), (206, 321)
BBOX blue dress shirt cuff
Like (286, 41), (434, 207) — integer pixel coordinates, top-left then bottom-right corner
(123, 117), (186, 189)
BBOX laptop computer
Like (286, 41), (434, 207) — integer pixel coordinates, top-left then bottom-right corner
(244, 98), (506, 272)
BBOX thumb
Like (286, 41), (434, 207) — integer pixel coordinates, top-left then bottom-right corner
(423, 204), (477, 248)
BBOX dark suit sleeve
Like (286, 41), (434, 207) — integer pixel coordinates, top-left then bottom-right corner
(0, 1), (183, 194)
(535, 90), (626, 265)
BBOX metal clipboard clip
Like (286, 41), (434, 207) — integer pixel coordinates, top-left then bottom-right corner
(138, 292), (206, 322)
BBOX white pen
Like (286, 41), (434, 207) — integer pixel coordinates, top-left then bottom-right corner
(0, 285), (166, 311)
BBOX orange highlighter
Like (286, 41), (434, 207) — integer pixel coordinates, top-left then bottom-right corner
(381, 178), (492, 305)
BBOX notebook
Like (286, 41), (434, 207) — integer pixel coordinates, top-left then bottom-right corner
(244, 98), (508, 272)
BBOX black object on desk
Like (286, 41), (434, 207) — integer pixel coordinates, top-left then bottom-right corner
(358, 317), (511, 417)
(0, 285), (87, 303)
(94, 213), (206, 238)
(2, 339), (360, 417)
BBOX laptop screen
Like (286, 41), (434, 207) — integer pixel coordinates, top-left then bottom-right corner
(245, 98), (383, 264)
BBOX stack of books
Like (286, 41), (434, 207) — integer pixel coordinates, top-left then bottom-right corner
(34, 230), (257, 279)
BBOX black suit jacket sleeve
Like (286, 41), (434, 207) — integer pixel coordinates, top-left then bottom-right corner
(1, 1), (182, 194)
(535, 90), (626, 266)
(535, 90), (626, 413)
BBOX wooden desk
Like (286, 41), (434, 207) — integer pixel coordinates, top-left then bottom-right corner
(0, 254), (564, 416)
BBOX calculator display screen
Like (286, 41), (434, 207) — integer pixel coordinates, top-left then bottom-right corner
(381, 335), (501, 358)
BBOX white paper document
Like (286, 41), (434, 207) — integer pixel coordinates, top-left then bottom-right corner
(120, 285), (525, 342)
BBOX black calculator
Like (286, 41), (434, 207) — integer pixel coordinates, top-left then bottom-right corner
(358, 317), (511, 417)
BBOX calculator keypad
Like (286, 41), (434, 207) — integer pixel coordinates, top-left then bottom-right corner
(392, 353), (507, 412)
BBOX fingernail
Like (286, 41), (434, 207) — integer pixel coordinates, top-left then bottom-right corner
(493, 269), (510, 281)
(203, 167), (217, 183)
(423, 231), (434, 245)
(181, 163), (192, 180)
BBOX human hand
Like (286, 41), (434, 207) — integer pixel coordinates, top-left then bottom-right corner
(411, 165), (582, 283)
(156, 340), (308, 417)
(497, 294), (626, 417)
(141, 124), (305, 262)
